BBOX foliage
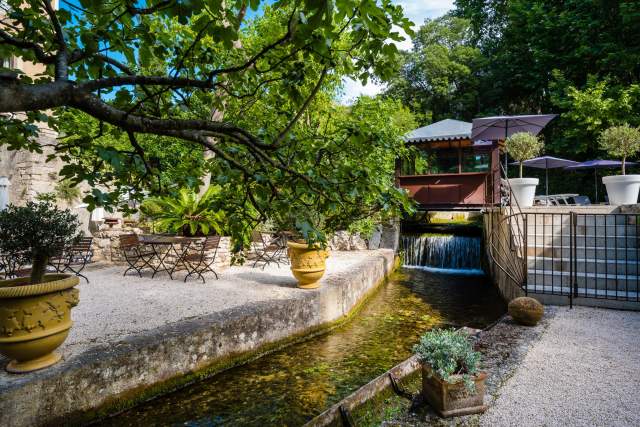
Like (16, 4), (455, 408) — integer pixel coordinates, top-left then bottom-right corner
(0, 201), (81, 284)
(140, 186), (227, 237)
(598, 125), (640, 175)
(413, 328), (481, 391)
(54, 178), (81, 205)
(384, 15), (484, 124)
(505, 132), (544, 178)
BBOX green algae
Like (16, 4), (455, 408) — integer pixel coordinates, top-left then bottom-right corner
(100, 267), (505, 426)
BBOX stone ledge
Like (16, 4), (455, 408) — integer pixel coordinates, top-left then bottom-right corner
(0, 250), (396, 427)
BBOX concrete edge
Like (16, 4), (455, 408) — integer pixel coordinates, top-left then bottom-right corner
(0, 251), (398, 427)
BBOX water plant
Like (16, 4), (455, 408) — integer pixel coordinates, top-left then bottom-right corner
(0, 201), (81, 284)
(505, 132), (544, 178)
(413, 328), (481, 391)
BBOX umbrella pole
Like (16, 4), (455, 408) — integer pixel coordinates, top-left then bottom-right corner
(546, 168), (549, 197)
(594, 169), (598, 203)
(504, 119), (509, 178)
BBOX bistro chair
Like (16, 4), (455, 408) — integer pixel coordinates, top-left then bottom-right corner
(251, 230), (287, 269)
(0, 251), (29, 279)
(180, 235), (220, 283)
(48, 237), (95, 283)
(119, 234), (156, 277)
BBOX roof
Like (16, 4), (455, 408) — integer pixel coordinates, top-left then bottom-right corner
(405, 119), (472, 143)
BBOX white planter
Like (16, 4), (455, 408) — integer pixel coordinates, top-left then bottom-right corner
(602, 175), (640, 205)
(508, 178), (539, 208)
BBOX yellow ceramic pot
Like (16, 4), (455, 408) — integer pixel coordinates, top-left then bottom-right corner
(286, 241), (329, 289)
(0, 274), (79, 373)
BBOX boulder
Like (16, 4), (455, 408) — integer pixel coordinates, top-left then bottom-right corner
(508, 297), (544, 326)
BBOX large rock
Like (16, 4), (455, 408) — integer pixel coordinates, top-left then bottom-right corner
(508, 297), (544, 326)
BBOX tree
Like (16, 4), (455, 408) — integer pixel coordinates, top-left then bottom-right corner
(599, 124), (640, 175)
(0, 0), (414, 243)
(384, 15), (484, 123)
(505, 132), (543, 178)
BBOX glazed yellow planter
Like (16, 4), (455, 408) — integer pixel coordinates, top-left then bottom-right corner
(286, 241), (329, 289)
(0, 274), (79, 373)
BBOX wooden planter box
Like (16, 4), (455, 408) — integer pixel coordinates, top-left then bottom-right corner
(421, 364), (487, 417)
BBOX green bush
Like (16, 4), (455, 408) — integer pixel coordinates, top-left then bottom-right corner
(598, 124), (640, 175)
(0, 201), (81, 284)
(140, 186), (227, 237)
(506, 132), (544, 178)
(413, 328), (481, 391)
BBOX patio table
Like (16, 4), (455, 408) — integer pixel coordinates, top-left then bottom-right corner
(139, 235), (201, 279)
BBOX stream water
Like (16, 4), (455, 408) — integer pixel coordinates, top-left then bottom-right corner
(102, 266), (505, 426)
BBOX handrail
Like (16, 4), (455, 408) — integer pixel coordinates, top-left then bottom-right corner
(484, 163), (528, 292)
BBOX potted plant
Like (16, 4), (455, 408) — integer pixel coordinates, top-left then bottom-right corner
(599, 124), (640, 205)
(506, 132), (544, 207)
(270, 213), (330, 289)
(0, 201), (82, 373)
(413, 328), (487, 417)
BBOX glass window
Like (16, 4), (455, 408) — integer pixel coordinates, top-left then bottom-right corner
(400, 150), (433, 175)
(462, 149), (490, 172)
(430, 149), (459, 174)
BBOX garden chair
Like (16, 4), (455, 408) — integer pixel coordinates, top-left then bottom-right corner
(49, 237), (95, 283)
(119, 234), (156, 277)
(0, 251), (29, 279)
(251, 230), (286, 269)
(179, 235), (220, 283)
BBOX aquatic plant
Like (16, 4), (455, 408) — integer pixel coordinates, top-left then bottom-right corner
(413, 328), (481, 391)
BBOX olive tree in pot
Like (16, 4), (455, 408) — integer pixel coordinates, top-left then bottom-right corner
(413, 328), (487, 417)
(506, 132), (544, 207)
(599, 124), (640, 205)
(0, 201), (81, 373)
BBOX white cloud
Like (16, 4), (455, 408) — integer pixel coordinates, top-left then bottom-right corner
(339, 0), (454, 104)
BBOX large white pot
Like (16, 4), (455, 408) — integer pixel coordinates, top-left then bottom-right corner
(602, 175), (640, 205)
(508, 178), (539, 208)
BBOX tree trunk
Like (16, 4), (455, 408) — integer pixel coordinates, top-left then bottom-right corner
(519, 162), (523, 178)
(30, 254), (48, 284)
(622, 157), (626, 175)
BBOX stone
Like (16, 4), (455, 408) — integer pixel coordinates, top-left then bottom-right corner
(508, 297), (544, 326)
(329, 231), (351, 251)
(350, 234), (368, 250)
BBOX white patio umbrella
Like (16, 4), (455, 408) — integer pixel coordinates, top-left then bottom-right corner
(471, 114), (558, 177)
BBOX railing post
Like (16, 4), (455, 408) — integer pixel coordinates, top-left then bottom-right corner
(569, 211), (576, 309)
(523, 214), (528, 296)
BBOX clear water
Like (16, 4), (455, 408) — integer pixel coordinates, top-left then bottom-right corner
(101, 268), (505, 426)
(402, 234), (482, 273)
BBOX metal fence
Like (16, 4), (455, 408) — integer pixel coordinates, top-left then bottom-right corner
(524, 212), (639, 306)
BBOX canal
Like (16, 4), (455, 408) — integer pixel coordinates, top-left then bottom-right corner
(102, 259), (505, 426)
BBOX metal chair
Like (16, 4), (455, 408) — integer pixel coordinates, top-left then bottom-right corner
(0, 251), (29, 279)
(251, 230), (286, 269)
(179, 235), (220, 283)
(49, 237), (94, 283)
(119, 234), (156, 277)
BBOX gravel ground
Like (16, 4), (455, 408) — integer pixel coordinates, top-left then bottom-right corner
(0, 251), (379, 361)
(481, 307), (640, 427)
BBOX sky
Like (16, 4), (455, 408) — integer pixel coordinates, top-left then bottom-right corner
(340, 0), (455, 103)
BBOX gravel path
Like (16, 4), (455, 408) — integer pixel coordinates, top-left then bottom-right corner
(481, 307), (640, 427)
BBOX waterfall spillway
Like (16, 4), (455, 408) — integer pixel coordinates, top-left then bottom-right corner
(401, 234), (483, 274)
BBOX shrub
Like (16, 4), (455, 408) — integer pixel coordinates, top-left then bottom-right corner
(413, 328), (481, 391)
(140, 186), (226, 237)
(598, 124), (640, 175)
(0, 201), (81, 284)
(505, 132), (544, 178)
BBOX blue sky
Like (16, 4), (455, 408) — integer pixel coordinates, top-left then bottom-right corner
(340, 0), (455, 103)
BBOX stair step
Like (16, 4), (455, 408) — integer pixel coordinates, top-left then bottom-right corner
(526, 285), (640, 300)
(528, 257), (639, 275)
(527, 269), (640, 292)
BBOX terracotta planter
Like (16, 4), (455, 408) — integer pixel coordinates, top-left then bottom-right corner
(286, 241), (329, 289)
(421, 364), (487, 417)
(0, 274), (79, 373)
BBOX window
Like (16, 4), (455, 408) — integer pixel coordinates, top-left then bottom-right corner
(430, 149), (459, 174)
(461, 149), (490, 173)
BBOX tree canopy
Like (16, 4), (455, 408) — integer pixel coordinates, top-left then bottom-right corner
(0, 0), (416, 243)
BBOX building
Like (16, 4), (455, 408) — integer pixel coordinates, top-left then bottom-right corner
(397, 119), (501, 210)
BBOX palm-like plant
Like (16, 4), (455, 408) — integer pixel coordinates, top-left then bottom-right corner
(141, 187), (226, 237)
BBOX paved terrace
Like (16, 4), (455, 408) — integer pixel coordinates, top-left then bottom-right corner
(0, 249), (396, 427)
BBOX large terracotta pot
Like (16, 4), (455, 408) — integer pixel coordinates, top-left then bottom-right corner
(0, 274), (79, 373)
(602, 175), (640, 205)
(286, 241), (329, 289)
(421, 364), (487, 418)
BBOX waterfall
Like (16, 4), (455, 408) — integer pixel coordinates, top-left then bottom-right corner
(401, 234), (483, 274)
